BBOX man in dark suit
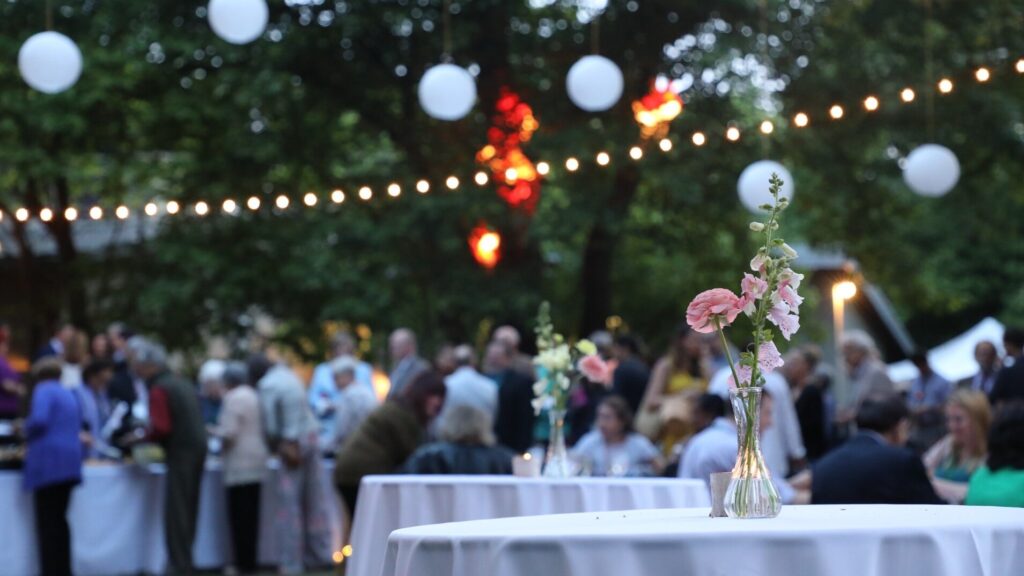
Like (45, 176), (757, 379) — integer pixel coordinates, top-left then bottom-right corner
(33, 322), (74, 362)
(485, 341), (536, 453)
(811, 394), (942, 505)
(611, 335), (650, 415)
(990, 327), (1024, 407)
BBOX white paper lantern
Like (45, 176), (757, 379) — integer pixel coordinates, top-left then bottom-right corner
(737, 160), (795, 213)
(418, 64), (477, 121)
(208, 0), (269, 45)
(903, 144), (960, 197)
(18, 32), (82, 94)
(566, 55), (623, 112)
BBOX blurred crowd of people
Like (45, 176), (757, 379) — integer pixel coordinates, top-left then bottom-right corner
(3, 317), (1024, 575)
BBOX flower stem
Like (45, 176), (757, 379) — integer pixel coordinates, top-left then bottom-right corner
(715, 317), (742, 388)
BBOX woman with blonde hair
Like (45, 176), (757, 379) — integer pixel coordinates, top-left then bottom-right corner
(923, 389), (991, 503)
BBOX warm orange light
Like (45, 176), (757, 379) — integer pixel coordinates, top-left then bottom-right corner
(15, 208), (29, 222)
(505, 167), (519, 182)
(342, 545), (353, 558)
(445, 176), (460, 190)
(900, 88), (916, 103)
(359, 186), (373, 200)
(332, 551), (344, 564)
(536, 162), (550, 176)
(565, 157), (580, 171)
(387, 183), (401, 197)
(415, 181), (429, 194)
(115, 206), (129, 220)
(938, 78), (953, 94)
(632, 77), (684, 140)
(829, 105), (844, 120)
(658, 138), (672, 152)
(692, 132), (706, 146)
(195, 201), (209, 216)
(332, 189), (346, 203)
(474, 171), (489, 186)
(596, 152), (610, 166)
(833, 281), (857, 301)
(144, 202), (159, 217)
(863, 96), (879, 111)
(726, 127), (741, 141)
(469, 224), (501, 269)
(222, 199), (237, 213)
(629, 146), (643, 159)
(1016, 59), (1024, 74)
(975, 67), (990, 82)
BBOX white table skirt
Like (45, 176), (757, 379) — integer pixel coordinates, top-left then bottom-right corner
(0, 461), (343, 576)
(381, 505), (1024, 576)
(349, 475), (710, 576)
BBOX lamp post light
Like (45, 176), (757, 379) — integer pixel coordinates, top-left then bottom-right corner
(832, 280), (858, 408)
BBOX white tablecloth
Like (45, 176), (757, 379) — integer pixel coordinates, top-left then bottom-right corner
(0, 461), (343, 576)
(381, 505), (1024, 576)
(349, 475), (710, 576)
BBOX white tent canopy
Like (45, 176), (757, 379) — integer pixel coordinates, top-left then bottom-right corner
(887, 317), (1005, 383)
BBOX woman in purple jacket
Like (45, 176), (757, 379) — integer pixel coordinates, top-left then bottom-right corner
(23, 358), (84, 576)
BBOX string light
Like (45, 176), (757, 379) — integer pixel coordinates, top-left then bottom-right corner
(863, 95), (880, 111)
(504, 167), (518, 182)
(332, 189), (346, 203)
(64, 207), (78, 221)
(726, 126), (741, 141)
(536, 161), (550, 175)
(793, 112), (809, 127)
(89, 206), (103, 220)
(359, 186), (373, 200)
(829, 105), (844, 120)
(658, 138), (672, 152)
(222, 199), (237, 213)
(975, 67), (991, 82)
(40, 208), (53, 222)
(596, 151), (610, 166)
(387, 183), (401, 197)
(692, 131), (707, 146)
(166, 201), (180, 215)
(247, 196), (261, 211)
(900, 88), (916, 103)
(275, 195), (290, 209)
(938, 78), (954, 93)
(445, 176), (460, 190)
(115, 205), (129, 220)
(194, 201), (209, 216)
(474, 171), (489, 186)
(1017, 59), (1024, 74)
(415, 181), (429, 194)
(759, 121), (773, 135)
(144, 202), (158, 217)
(565, 157), (580, 171)
(15, 208), (29, 222)
(629, 146), (643, 159)
(303, 192), (318, 207)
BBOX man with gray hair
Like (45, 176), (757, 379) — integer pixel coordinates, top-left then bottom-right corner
(330, 357), (378, 451)
(491, 325), (535, 378)
(402, 405), (515, 474)
(838, 330), (896, 429)
(440, 345), (498, 425)
(129, 338), (206, 576)
(387, 328), (430, 400)
(307, 332), (374, 452)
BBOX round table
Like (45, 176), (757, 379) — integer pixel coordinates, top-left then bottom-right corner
(348, 475), (710, 576)
(381, 505), (1024, 576)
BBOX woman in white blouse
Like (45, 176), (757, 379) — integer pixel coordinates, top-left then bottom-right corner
(571, 396), (664, 477)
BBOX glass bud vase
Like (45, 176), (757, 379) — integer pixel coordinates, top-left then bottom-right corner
(542, 408), (571, 478)
(724, 387), (782, 519)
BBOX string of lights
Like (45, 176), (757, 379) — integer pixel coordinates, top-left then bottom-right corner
(1, 57), (1021, 225)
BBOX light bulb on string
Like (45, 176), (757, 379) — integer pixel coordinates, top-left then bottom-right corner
(829, 105), (844, 120)
(474, 172), (489, 186)
(166, 201), (180, 215)
(64, 207), (78, 221)
(247, 196), (261, 211)
(332, 189), (346, 203)
(596, 152), (610, 166)
(793, 113), (809, 127)
(39, 208), (53, 222)
(387, 183), (401, 197)
(303, 192), (318, 207)
(565, 157), (580, 172)
(692, 132), (707, 146)
(1016, 59), (1024, 74)
(759, 121), (773, 135)
(445, 177), (460, 190)
(195, 201), (210, 216)
(938, 78), (953, 94)
(536, 162), (550, 176)
(629, 146), (643, 159)
(275, 195), (290, 209)
(863, 96), (879, 111)
(359, 186), (373, 200)
(115, 206), (129, 220)
(658, 138), (672, 152)
(15, 208), (29, 222)
(415, 181), (429, 194)
(900, 88), (916, 103)
(974, 67), (990, 82)
(222, 199), (237, 213)
(89, 206), (103, 220)
(726, 127), (741, 141)
(145, 202), (159, 217)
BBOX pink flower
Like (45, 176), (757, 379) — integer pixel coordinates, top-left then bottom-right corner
(686, 289), (742, 333)
(777, 269), (805, 311)
(577, 354), (612, 384)
(728, 365), (753, 389)
(758, 342), (784, 374)
(768, 302), (801, 340)
(750, 253), (769, 273)
(737, 273), (768, 316)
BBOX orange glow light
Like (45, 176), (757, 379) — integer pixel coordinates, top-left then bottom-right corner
(469, 224), (501, 269)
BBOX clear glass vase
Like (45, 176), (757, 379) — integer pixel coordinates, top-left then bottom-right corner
(724, 387), (782, 519)
(542, 408), (571, 478)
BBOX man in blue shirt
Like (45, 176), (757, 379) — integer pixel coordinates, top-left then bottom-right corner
(308, 332), (374, 452)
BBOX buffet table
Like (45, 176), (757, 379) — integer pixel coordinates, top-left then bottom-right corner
(348, 475), (710, 576)
(0, 461), (343, 576)
(380, 505), (1024, 576)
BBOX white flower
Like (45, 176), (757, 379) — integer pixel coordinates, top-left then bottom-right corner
(749, 222), (765, 232)
(557, 373), (571, 390)
(533, 379), (548, 397)
(781, 243), (798, 259)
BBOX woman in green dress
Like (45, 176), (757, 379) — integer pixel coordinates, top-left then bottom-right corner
(966, 401), (1024, 508)
(923, 389), (990, 503)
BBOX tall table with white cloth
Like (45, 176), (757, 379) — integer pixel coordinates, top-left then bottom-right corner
(348, 475), (710, 576)
(0, 461), (344, 576)
(381, 505), (1024, 576)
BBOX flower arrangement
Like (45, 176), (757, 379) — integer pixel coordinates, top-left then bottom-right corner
(531, 301), (610, 414)
(685, 173), (802, 390)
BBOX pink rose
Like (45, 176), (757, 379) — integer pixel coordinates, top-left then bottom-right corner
(758, 341), (784, 374)
(768, 302), (801, 340)
(686, 289), (742, 333)
(577, 354), (612, 384)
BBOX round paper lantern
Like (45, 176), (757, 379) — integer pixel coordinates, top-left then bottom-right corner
(903, 144), (960, 197)
(208, 0), (269, 45)
(18, 32), (82, 94)
(737, 160), (795, 213)
(566, 55), (623, 112)
(418, 64), (477, 121)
